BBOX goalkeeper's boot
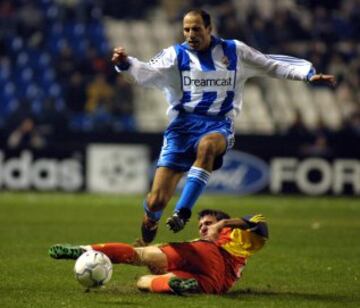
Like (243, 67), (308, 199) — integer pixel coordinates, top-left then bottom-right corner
(134, 214), (159, 247)
(169, 277), (199, 295)
(166, 208), (192, 233)
(49, 244), (85, 260)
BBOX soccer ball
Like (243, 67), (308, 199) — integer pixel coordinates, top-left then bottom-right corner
(74, 250), (113, 288)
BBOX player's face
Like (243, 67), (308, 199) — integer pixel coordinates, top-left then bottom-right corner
(198, 215), (218, 239)
(183, 14), (212, 51)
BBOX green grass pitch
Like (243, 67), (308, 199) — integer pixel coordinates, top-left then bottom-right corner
(0, 192), (359, 308)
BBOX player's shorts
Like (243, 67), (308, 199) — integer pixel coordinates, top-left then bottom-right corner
(160, 240), (245, 294)
(157, 113), (234, 172)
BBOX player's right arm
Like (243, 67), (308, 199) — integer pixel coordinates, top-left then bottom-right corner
(111, 46), (177, 89)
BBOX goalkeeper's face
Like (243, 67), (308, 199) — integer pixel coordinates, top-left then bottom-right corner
(183, 13), (212, 51)
(198, 215), (218, 240)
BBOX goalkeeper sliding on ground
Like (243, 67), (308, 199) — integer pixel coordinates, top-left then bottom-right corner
(49, 209), (268, 295)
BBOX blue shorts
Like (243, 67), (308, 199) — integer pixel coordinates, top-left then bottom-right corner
(157, 113), (234, 172)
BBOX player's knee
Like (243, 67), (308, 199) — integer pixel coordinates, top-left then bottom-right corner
(141, 247), (156, 263)
(197, 140), (217, 162)
(136, 275), (153, 291)
(139, 247), (167, 273)
(142, 247), (166, 264)
(147, 191), (168, 211)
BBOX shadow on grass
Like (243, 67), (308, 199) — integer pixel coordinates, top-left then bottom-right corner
(225, 288), (357, 304)
(96, 301), (139, 306)
(91, 285), (359, 306)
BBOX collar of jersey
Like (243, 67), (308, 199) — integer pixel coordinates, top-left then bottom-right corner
(182, 36), (222, 52)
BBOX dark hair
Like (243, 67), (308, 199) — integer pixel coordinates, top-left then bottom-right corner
(198, 209), (230, 221)
(184, 9), (212, 28)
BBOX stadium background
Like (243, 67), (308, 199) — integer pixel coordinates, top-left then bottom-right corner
(0, 0), (359, 196)
(0, 1), (359, 307)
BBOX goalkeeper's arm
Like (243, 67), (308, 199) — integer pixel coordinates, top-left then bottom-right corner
(205, 214), (267, 241)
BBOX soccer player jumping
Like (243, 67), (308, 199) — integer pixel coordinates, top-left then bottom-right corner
(49, 210), (268, 295)
(111, 9), (335, 245)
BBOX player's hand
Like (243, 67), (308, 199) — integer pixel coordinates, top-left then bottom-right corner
(112, 47), (129, 65)
(249, 214), (266, 223)
(309, 74), (336, 87)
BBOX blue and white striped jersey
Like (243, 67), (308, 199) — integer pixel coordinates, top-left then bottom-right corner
(116, 36), (314, 121)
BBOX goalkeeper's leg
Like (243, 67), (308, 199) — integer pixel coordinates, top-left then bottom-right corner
(49, 242), (168, 272)
(49, 244), (86, 260)
(137, 273), (199, 294)
(90, 243), (167, 272)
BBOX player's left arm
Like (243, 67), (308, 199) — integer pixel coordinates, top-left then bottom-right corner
(206, 215), (261, 240)
(236, 41), (336, 86)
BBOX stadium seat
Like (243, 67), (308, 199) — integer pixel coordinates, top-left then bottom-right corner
(312, 88), (342, 130)
(243, 84), (275, 134)
(8, 36), (24, 53)
(56, 99), (65, 112)
(15, 52), (30, 68)
(285, 81), (319, 130)
(134, 88), (168, 132)
(151, 21), (176, 46)
(262, 79), (295, 130)
(233, 108), (253, 134)
(31, 99), (43, 114)
(104, 19), (132, 47)
(0, 82), (17, 115)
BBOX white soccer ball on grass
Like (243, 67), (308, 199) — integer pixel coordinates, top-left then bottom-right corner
(74, 250), (113, 288)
